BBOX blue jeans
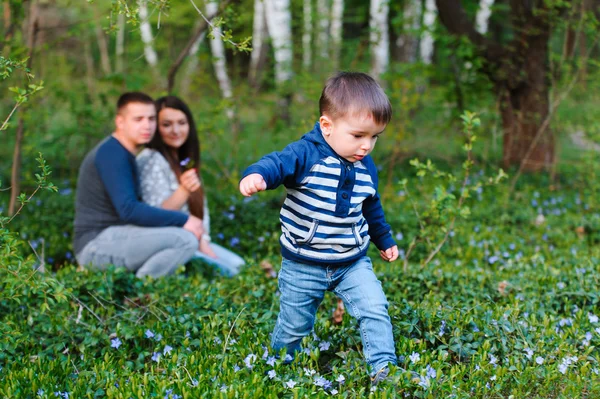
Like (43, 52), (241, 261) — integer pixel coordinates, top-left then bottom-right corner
(76, 225), (198, 279)
(192, 243), (245, 277)
(271, 256), (396, 375)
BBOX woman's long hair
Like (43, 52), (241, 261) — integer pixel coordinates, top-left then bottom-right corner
(149, 96), (204, 219)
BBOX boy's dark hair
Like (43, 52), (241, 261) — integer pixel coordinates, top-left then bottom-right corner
(319, 72), (392, 125)
(116, 92), (154, 113)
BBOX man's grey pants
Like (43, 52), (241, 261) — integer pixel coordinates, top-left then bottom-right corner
(76, 225), (198, 278)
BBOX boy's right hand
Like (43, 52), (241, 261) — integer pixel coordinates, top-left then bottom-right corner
(239, 173), (267, 197)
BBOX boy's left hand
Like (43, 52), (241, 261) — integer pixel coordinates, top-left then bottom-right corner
(380, 245), (399, 262)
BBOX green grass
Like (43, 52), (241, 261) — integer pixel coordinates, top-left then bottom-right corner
(2, 76), (600, 398)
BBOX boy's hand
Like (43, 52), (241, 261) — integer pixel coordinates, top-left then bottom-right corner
(239, 173), (267, 197)
(380, 245), (399, 262)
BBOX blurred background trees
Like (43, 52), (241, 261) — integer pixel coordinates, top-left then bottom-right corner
(1, 0), (599, 227)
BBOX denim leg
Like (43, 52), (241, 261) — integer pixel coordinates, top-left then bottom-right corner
(333, 256), (396, 375)
(77, 225), (198, 278)
(271, 259), (328, 357)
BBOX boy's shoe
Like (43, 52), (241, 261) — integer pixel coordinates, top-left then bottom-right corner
(371, 365), (420, 386)
(370, 367), (390, 386)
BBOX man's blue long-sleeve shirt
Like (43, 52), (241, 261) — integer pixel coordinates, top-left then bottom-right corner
(73, 136), (188, 254)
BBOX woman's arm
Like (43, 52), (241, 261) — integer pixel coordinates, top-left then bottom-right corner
(138, 150), (190, 211)
(161, 185), (190, 210)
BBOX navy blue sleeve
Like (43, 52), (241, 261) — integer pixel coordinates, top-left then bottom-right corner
(241, 141), (309, 189)
(362, 158), (396, 251)
(95, 141), (188, 227)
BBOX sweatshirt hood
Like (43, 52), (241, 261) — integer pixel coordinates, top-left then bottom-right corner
(301, 121), (341, 160)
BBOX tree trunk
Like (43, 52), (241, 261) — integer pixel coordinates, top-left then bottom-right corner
(302, 0), (312, 69)
(420, 0), (436, 64)
(500, 26), (553, 170)
(115, 13), (125, 73)
(84, 33), (96, 95)
(436, 0), (556, 172)
(397, 0), (421, 63)
(2, 0), (15, 56)
(476, 0), (495, 34)
(265, 0), (293, 123)
(166, 4), (224, 93)
(9, 2), (38, 216)
(181, 26), (206, 98)
(370, 0), (389, 78)
(249, 0), (268, 87)
(330, 0), (344, 69)
(207, 1), (235, 120)
(138, 0), (158, 68)
(317, 0), (330, 59)
(95, 21), (112, 75)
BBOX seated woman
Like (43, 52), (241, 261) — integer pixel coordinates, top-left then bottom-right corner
(137, 95), (244, 277)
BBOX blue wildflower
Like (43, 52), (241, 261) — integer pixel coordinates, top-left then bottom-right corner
(318, 341), (331, 351)
(230, 237), (240, 247)
(152, 352), (161, 362)
(111, 337), (122, 349)
(145, 329), (155, 339)
(163, 345), (173, 355)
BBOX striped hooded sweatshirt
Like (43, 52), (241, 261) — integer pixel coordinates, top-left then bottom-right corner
(242, 122), (395, 266)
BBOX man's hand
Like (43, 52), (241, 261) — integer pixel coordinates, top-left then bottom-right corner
(183, 215), (204, 239)
(380, 245), (399, 262)
(180, 169), (201, 193)
(239, 173), (267, 197)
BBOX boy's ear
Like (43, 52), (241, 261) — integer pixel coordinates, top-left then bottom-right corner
(319, 115), (332, 136)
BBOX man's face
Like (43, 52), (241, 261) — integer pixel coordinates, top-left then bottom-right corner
(319, 112), (386, 163)
(115, 102), (157, 149)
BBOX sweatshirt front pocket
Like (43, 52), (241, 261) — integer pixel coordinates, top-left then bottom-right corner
(352, 223), (363, 246)
(296, 219), (319, 245)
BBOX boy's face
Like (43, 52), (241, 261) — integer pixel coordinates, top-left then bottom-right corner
(319, 112), (386, 163)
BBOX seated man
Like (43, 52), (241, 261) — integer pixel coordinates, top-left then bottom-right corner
(73, 92), (204, 278)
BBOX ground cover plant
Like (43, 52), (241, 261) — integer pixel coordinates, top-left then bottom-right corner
(1, 107), (600, 397)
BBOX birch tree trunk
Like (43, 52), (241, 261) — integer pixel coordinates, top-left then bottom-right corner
(115, 13), (125, 73)
(475, 0), (495, 34)
(420, 0), (436, 64)
(317, 0), (330, 59)
(249, 0), (269, 87)
(397, 0), (421, 63)
(302, 0), (312, 69)
(265, 0), (293, 122)
(370, 0), (389, 78)
(207, 1), (234, 120)
(138, 0), (158, 68)
(330, 0), (344, 69)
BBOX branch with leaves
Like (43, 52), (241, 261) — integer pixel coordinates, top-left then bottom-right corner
(401, 111), (507, 270)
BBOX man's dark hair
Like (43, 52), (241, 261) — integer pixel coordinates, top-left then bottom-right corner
(116, 92), (154, 113)
(319, 71), (392, 125)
